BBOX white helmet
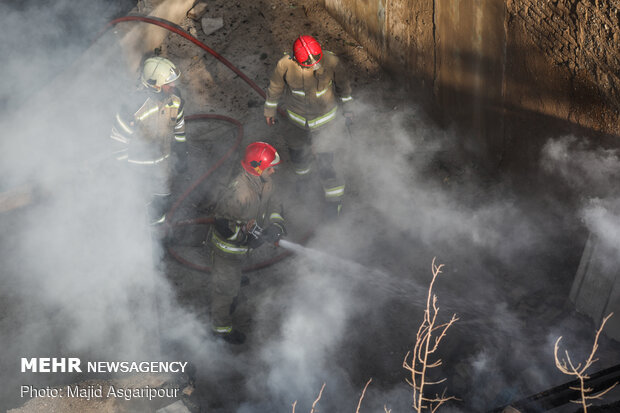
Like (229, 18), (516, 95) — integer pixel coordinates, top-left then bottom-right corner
(141, 57), (180, 92)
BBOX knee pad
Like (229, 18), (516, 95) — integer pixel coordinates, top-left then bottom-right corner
(289, 147), (313, 176)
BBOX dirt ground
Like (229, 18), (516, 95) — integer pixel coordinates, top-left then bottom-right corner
(6, 0), (620, 412)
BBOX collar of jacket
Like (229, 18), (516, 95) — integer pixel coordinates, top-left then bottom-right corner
(293, 60), (326, 76)
(314, 63), (326, 75)
(242, 168), (267, 193)
(142, 87), (177, 103)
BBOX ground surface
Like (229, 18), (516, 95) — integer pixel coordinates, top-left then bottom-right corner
(4, 0), (620, 412)
(156, 0), (620, 412)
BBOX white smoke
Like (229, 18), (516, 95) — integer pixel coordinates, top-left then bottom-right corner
(235, 100), (567, 412)
(4, 1), (618, 411)
(0, 1), (216, 410)
(542, 135), (620, 245)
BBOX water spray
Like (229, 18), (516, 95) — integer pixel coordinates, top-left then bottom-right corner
(278, 239), (429, 305)
(278, 239), (370, 272)
(278, 239), (490, 322)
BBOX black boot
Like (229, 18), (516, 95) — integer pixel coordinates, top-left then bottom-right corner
(323, 202), (342, 220)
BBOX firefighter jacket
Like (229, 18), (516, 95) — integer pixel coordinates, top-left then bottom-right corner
(110, 87), (186, 165)
(264, 51), (353, 130)
(210, 169), (285, 256)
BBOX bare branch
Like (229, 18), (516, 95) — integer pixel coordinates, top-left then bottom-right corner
(425, 378), (448, 385)
(430, 395), (460, 413)
(553, 312), (615, 412)
(422, 395), (459, 403)
(430, 316), (460, 333)
(587, 382), (618, 400)
(583, 313), (613, 368)
(405, 258), (458, 412)
(309, 383), (326, 413)
(565, 352), (582, 373)
(355, 378), (372, 413)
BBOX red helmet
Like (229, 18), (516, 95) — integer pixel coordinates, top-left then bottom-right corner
(293, 35), (323, 67)
(241, 142), (281, 176)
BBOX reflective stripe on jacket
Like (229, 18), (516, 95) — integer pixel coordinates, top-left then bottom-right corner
(264, 51), (353, 130)
(110, 88), (186, 163)
(210, 169), (285, 255)
(286, 106), (337, 129)
(210, 231), (250, 255)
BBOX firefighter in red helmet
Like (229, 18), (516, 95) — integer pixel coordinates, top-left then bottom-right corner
(207, 142), (286, 344)
(264, 35), (354, 218)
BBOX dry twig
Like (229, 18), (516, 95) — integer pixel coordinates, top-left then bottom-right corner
(403, 257), (459, 412)
(291, 382), (326, 413)
(310, 382), (326, 413)
(554, 312), (617, 412)
(355, 378), (372, 413)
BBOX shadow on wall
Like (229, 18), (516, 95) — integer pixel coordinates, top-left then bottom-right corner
(376, 44), (620, 175)
(370, 0), (617, 111)
(322, 0), (620, 171)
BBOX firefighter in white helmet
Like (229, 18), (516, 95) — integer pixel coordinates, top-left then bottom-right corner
(208, 142), (286, 344)
(264, 35), (354, 219)
(110, 56), (188, 226)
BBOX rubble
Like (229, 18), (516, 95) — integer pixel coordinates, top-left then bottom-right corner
(187, 1), (208, 21)
(201, 16), (224, 35)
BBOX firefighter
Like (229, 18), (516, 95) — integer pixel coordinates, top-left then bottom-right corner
(264, 35), (354, 218)
(110, 56), (188, 226)
(208, 142), (286, 344)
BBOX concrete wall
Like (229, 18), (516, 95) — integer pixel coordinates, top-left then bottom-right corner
(322, 0), (620, 338)
(322, 0), (620, 163)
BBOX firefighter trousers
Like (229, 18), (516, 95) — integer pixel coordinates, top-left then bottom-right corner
(208, 247), (246, 332)
(280, 116), (347, 204)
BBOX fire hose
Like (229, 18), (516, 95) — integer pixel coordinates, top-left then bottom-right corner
(100, 15), (299, 273)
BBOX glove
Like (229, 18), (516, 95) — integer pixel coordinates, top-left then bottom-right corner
(246, 220), (264, 249)
(261, 222), (286, 244)
(247, 236), (264, 249)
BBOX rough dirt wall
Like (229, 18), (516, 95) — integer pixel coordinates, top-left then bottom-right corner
(321, 0), (620, 163)
(506, 0), (620, 135)
(321, 0), (435, 89)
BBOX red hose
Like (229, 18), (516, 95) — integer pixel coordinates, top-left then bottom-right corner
(98, 16), (304, 273)
(165, 114), (243, 223)
(100, 15), (267, 100)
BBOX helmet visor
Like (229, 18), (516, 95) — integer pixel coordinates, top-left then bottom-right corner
(269, 151), (281, 167)
(164, 66), (180, 84)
